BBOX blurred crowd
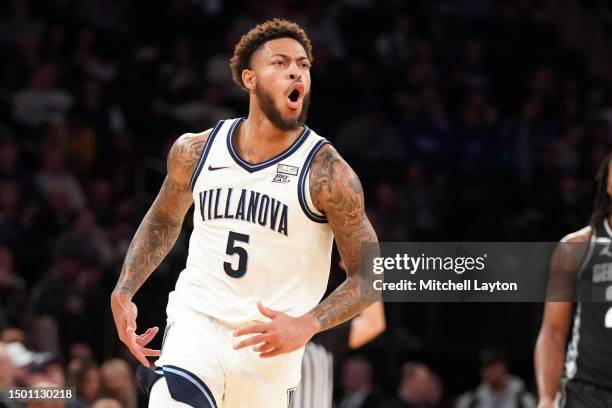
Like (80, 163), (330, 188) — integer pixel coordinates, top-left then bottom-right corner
(1, 0), (611, 406)
(0, 334), (136, 408)
(0, 334), (535, 408)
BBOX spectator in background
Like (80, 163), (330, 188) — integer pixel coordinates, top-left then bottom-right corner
(87, 179), (115, 226)
(35, 148), (85, 212)
(4, 341), (62, 388)
(66, 359), (101, 407)
(100, 359), (137, 408)
(64, 111), (98, 176)
(157, 36), (201, 105)
(375, 14), (414, 70)
(27, 381), (64, 408)
(338, 356), (382, 408)
(5, 341), (34, 386)
(68, 343), (94, 362)
(456, 349), (535, 408)
(91, 399), (122, 408)
(12, 62), (73, 129)
(28, 354), (65, 388)
(31, 235), (98, 350)
(0, 343), (17, 408)
(59, 207), (112, 268)
(0, 342), (16, 388)
(382, 362), (443, 408)
(1, 327), (26, 344)
(397, 163), (442, 239)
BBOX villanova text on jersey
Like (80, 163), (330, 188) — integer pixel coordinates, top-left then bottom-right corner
(198, 187), (289, 236)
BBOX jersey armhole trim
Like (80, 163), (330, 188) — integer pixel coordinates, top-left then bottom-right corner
(298, 139), (330, 223)
(189, 120), (224, 191)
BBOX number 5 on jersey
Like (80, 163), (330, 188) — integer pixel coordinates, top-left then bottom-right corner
(224, 231), (250, 278)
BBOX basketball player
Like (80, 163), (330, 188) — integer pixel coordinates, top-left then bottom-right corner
(535, 151), (612, 408)
(110, 19), (379, 408)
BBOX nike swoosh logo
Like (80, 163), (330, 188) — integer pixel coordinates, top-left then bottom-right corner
(208, 165), (228, 171)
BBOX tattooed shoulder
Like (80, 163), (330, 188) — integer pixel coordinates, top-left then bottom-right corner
(167, 129), (212, 188)
(309, 144), (364, 215)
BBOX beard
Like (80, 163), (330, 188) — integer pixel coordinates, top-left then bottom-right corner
(255, 84), (310, 131)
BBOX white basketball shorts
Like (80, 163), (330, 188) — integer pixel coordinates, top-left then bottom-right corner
(153, 292), (304, 408)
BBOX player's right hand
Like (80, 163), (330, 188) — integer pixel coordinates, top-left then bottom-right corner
(110, 292), (161, 367)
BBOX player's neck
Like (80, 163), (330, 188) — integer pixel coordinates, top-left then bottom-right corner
(236, 111), (303, 164)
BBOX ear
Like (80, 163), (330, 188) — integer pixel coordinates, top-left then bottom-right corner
(242, 69), (256, 92)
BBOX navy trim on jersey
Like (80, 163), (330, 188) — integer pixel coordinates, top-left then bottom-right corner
(226, 118), (312, 173)
(190, 120), (224, 191)
(162, 365), (217, 408)
(298, 139), (330, 223)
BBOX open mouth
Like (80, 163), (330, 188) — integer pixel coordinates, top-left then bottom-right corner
(289, 89), (300, 103)
(286, 85), (303, 110)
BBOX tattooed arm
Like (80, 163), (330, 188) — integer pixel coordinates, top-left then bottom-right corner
(307, 144), (379, 331)
(233, 144), (379, 358)
(110, 130), (209, 366)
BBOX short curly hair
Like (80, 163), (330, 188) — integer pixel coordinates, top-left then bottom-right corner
(229, 19), (313, 91)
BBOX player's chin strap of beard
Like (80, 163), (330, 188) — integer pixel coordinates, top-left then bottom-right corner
(137, 365), (218, 408)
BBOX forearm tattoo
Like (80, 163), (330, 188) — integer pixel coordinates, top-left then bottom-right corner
(309, 146), (379, 331)
(114, 133), (208, 297)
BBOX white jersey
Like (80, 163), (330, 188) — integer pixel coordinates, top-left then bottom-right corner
(170, 117), (334, 325)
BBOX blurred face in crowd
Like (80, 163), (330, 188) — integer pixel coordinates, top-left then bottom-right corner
(101, 360), (133, 402)
(342, 358), (372, 392)
(69, 343), (93, 361)
(481, 361), (508, 391)
(42, 362), (65, 387)
(245, 37), (311, 131)
(399, 364), (442, 405)
(81, 366), (101, 402)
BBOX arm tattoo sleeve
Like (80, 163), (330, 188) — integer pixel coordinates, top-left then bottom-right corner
(308, 146), (380, 331)
(113, 133), (207, 297)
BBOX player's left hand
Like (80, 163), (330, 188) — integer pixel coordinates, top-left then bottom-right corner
(233, 302), (321, 358)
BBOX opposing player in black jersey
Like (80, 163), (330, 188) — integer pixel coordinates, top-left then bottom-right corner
(535, 151), (612, 408)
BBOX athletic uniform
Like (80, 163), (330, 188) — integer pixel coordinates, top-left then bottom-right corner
(152, 118), (334, 408)
(559, 219), (612, 407)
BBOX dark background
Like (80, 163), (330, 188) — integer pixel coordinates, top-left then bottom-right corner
(1, 0), (612, 405)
